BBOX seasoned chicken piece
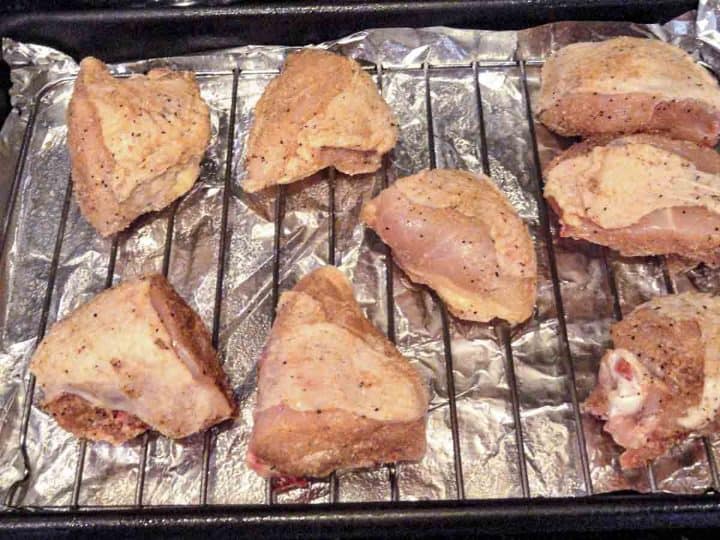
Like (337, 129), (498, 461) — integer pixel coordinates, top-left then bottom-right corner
(243, 49), (397, 193)
(361, 169), (537, 324)
(247, 266), (428, 478)
(68, 57), (211, 236)
(544, 134), (720, 266)
(30, 275), (235, 444)
(538, 37), (720, 145)
(585, 293), (720, 469)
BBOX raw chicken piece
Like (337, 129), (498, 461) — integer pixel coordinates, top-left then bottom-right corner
(544, 134), (720, 266)
(585, 292), (720, 469)
(247, 266), (428, 478)
(30, 275), (235, 444)
(538, 37), (720, 145)
(243, 49), (397, 193)
(361, 169), (537, 324)
(68, 57), (211, 236)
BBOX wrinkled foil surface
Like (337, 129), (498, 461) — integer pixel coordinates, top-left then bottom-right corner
(1, 2), (720, 508)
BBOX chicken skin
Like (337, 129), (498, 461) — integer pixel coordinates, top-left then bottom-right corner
(30, 275), (235, 444)
(538, 37), (720, 145)
(585, 293), (720, 469)
(247, 267), (428, 478)
(361, 169), (537, 324)
(243, 49), (398, 193)
(68, 57), (211, 236)
(545, 134), (720, 266)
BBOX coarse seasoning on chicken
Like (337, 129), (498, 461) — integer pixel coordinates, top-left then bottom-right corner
(544, 134), (720, 266)
(585, 292), (720, 469)
(538, 37), (720, 145)
(30, 275), (235, 444)
(247, 266), (428, 478)
(361, 169), (537, 324)
(243, 49), (398, 193)
(67, 57), (211, 236)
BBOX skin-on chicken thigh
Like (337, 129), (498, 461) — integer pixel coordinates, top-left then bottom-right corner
(538, 37), (720, 146)
(68, 57), (211, 236)
(544, 134), (720, 266)
(243, 49), (398, 193)
(585, 293), (720, 469)
(361, 169), (537, 324)
(30, 275), (235, 444)
(247, 266), (428, 478)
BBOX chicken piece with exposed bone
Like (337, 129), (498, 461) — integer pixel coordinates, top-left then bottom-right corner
(585, 292), (720, 469)
(544, 134), (720, 266)
(247, 266), (428, 478)
(68, 57), (211, 236)
(30, 275), (235, 444)
(361, 169), (537, 324)
(538, 37), (720, 145)
(243, 49), (398, 193)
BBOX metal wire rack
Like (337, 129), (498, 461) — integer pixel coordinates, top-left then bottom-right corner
(2, 57), (720, 514)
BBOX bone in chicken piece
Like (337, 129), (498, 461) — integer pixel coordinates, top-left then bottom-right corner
(67, 57), (211, 236)
(243, 49), (398, 193)
(30, 275), (235, 444)
(538, 37), (720, 145)
(361, 169), (537, 324)
(247, 266), (428, 478)
(585, 292), (720, 469)
(544, 134), (720, 266)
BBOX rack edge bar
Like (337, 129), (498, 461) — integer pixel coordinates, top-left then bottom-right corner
(2, 494), (720, 536)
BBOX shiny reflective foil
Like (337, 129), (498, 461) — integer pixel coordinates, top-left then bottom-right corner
(1, 1), (720, 508)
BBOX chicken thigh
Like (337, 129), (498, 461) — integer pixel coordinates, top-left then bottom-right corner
(538, 37), (720, 145)
(361, 169), (537, 324)
(585, 292), (720, 468)
(247, 266), (428, 478)
(31, 275), (235, 444)
(68, 57), (211, 236)
(544, 134), (720, 266)
(243, 49), (397, 193)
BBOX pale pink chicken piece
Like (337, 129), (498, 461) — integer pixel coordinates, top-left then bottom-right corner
(243, 49), (398, 193)
(30, 275), (236, 444)
(538, 37), (720, 146)
(585, 293), (720, 469)
(247, 266), (428, 478)
(68, 57), (211, 236)
(545, 134), (720, 266)
(361, 169), (537, 324)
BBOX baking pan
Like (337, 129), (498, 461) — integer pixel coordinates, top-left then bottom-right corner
(0, 1), (698, 64)
(1, 1), (718, 538)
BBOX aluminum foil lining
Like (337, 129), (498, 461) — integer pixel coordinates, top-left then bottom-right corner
(1, 2), (720, 507)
